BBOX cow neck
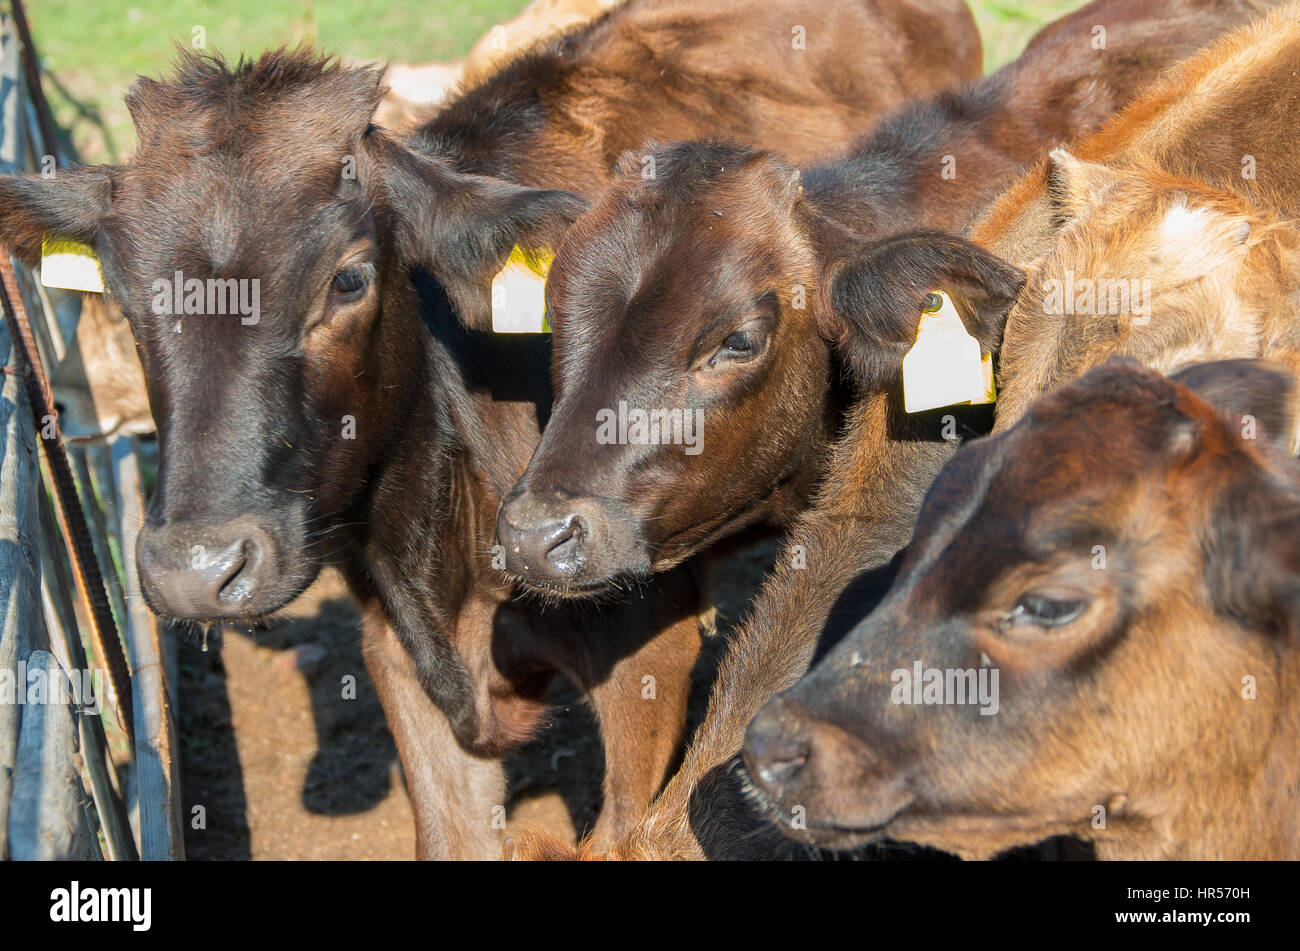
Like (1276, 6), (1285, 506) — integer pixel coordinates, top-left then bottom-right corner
(800, 52), (1094, 246)
(1096, 680), (1300, 860)
(344, 297), (482, 612)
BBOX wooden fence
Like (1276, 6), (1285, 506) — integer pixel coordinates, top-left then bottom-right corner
(0, 6), (181, 861)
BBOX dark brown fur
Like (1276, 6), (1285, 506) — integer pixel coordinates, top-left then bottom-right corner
(498, 0), (1270, 601)
(0, 0), (981, 860)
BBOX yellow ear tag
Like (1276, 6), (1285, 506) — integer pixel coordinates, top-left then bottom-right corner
(491, 245), (552, 333)
(901, 290), (996, 414)
(40, 235), (104, 293)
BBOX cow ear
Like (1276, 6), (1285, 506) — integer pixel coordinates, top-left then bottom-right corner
(1047, 148), (1120, 222)
(1207, 475), (1300, 640)
(0, 166), (114, 266)
(368, 133), (588, 328)
(1171, 359), (1300, 453)
(823, 231), (1024, 393)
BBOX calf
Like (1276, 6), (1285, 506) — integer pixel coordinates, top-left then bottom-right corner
(0, 0), (980, 860)
(510, 0), (1299, 860)
(498, 0), (1273, 597)
(745, 358), (1300, 860)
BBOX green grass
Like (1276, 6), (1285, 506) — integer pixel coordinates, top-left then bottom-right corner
(26, 0), (1088, 164)
(970, 0), (1088, 71)
(31, 0), (534, 162)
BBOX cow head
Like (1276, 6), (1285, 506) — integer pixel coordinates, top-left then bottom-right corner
(0, 49), (584, 622)
(496, 142), (889, 595)
(743, 358), (1300, 859)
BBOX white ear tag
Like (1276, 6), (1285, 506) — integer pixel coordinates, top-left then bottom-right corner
(40, 235), (105, 293)
(901, 290), (996, 414)
(491, 246), (552, 333)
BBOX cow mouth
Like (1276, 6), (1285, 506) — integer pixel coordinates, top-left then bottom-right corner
(766, 802), (913, 851)
(741, 767), (916, 852)
(505, 569), (652, 603)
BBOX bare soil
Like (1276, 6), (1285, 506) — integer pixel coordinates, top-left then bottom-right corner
(178, 540), (779, 860)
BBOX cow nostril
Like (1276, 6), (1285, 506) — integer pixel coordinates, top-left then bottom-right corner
(544, 515), (588, 560)
(217, 539), (261, 604)
(755, 744), (809, 791)
(744, 712), (813, 800)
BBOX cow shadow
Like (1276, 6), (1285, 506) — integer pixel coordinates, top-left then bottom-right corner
(175, 626), (253, 860)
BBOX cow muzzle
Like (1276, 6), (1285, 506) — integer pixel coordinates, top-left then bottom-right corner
(137, 516), (282, 620)
(743, 695), (915, 847)
(495, 488), (650, 594)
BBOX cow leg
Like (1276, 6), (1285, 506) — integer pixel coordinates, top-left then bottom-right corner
(361, 613), (505, 860)
(580, 571), (702, 849)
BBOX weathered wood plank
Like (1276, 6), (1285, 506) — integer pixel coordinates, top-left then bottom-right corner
(0, 317), (45, 860)
(114, 438), (183, 859)
(8, 650), (95, 860)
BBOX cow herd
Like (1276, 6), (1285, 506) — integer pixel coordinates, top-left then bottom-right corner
(1, 0), (1297, 861)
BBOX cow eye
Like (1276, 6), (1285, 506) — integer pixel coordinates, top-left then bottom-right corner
(709, 330), (762, 367)
(331, 263), (373, 302)
(1005, 595), (1087, 629)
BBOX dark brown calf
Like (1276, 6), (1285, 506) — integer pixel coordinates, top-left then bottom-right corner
(499, 0), (1271, 597)
(745, 359), (1300, 860)
(0, 0), (980, 860)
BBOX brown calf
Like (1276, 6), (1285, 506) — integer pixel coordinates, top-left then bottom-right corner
(745, 358), (1300, 860)
(0, 0), (981, 860)
(498, 0), (1271, 600)
(510, 0), (1298, 860)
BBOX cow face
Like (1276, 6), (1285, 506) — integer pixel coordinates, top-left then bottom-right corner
(497, 143), (836, 594)
(0, 50), (584, 622)
(743, 359), (1300, 859)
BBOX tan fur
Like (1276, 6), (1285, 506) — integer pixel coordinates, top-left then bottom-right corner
(996, 163), (1300, 425)
(974, 0), (1300, 263)
(752, 362), (1300, 860)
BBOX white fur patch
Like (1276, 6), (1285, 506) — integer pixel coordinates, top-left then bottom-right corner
(1159, 203), (1213, 241)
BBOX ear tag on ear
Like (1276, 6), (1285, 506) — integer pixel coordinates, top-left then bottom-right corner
(491, 245), (553, 333)
(40, 235), (105, 293)
(902, 290), (996, 414)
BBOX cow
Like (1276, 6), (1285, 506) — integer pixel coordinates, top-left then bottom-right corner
(0, 0), (982, 859)
(745, 358), (1300, 860)
(497, 0), (1275, 601)
(503, 0), (1299, 860)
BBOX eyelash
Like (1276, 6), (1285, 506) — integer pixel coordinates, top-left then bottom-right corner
(708, 329), (763, 367)
(999, 595), (1088, 631)
(331, 262), (376, 301)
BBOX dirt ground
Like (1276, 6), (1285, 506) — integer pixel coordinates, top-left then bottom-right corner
(177, 540), (779, 860)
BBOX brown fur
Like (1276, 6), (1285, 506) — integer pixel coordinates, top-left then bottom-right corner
(372, 0), (629, 132)
(995, 159), (1300, 426)
(500, 0), (1242, 603)
(974, 0), (1300, 263)
(746, 359), (1300, 860)
(0, 0), (980, 860)
(510, 0), (1295, 861)
(420, 0), (981, 193)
